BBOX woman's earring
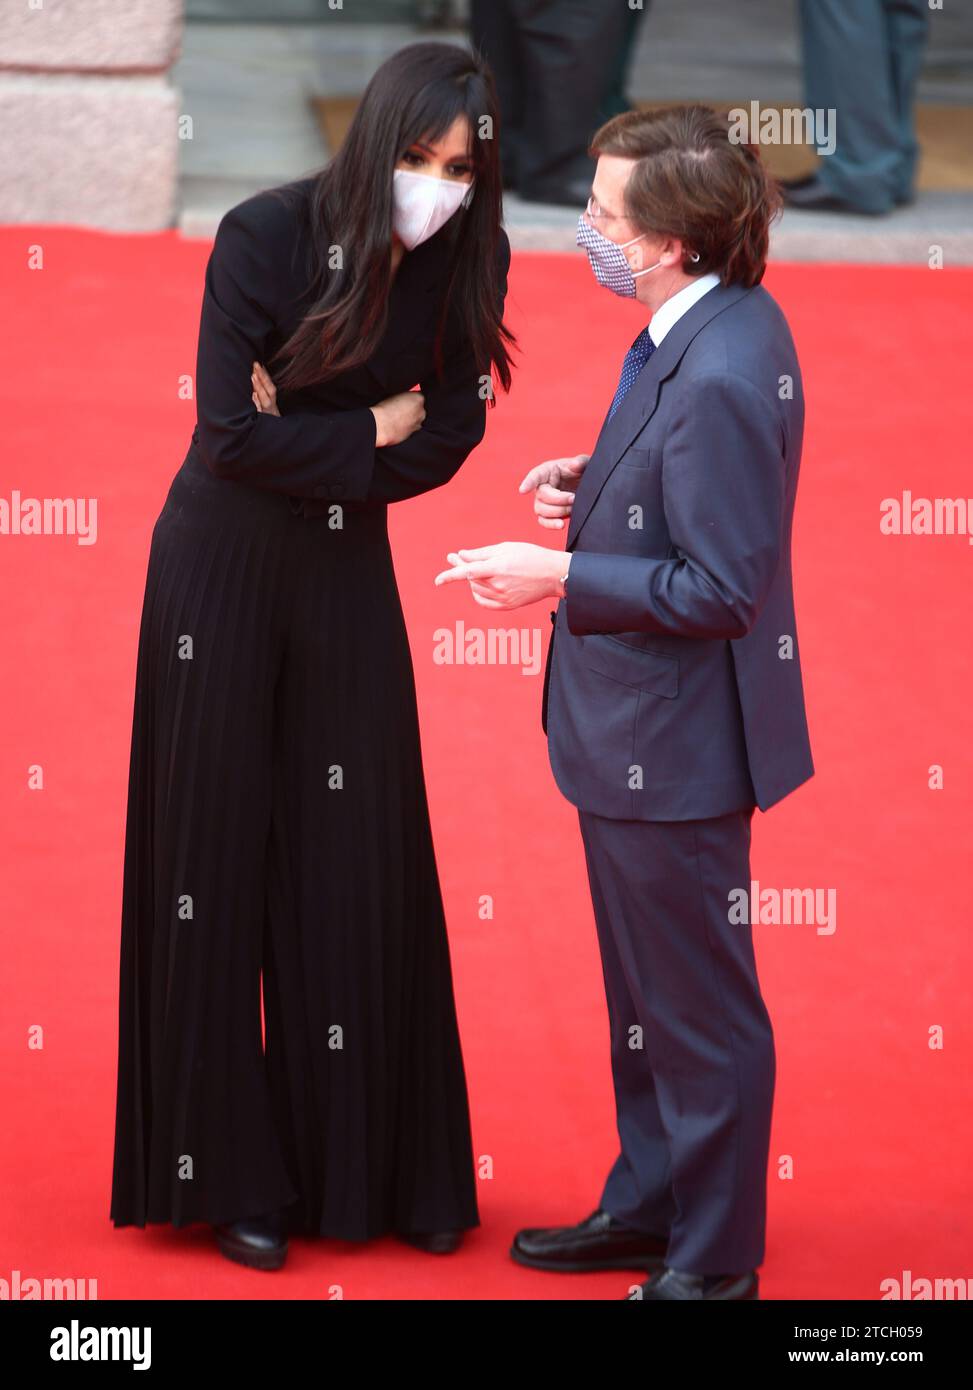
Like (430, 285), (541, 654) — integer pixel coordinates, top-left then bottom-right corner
(690, 251), (701, 263)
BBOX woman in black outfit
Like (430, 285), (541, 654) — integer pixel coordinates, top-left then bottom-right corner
(109, 42), (513, 1270)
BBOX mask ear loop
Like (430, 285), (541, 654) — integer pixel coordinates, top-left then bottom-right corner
(634, 249), (702, 278)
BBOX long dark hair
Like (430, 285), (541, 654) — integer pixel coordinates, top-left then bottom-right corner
(265, 42), (515, 400)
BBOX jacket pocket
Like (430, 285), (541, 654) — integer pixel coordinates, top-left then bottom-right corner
(582, 633), (678, 698)
(620, 444), (653, 468)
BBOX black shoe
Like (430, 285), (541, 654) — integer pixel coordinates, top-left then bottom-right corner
(398, 1229), (464, 1255)
(511, 1208), (668, 1273)
(213, 1210), (288, 1271)
(628, 1266), (759, 1300)
(780, 174), (889, 216)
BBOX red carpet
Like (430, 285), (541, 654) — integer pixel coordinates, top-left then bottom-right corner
(1, 226), (971, 1300)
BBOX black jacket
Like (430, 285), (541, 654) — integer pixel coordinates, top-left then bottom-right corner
(190, 175), (510, 517)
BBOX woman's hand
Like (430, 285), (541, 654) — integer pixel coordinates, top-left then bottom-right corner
(370, 390), (426, 448)
(251, 361), (280, 416)
(518, 454), (590, 530)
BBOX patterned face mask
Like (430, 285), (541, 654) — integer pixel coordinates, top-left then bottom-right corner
(576, 214), (662, 298)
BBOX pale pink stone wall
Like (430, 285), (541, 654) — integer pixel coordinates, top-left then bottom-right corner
(0, 0), (184, 230)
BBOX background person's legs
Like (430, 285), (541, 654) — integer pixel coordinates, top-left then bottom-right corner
(884, 0), (931, 202)
(595, 0), (650, 128)
(798, 0), (930, 212)
(477, 0), (631, 203)
(470, 0), (525, 188)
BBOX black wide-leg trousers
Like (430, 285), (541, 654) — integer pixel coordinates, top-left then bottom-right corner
(110, 447), (479, 1239)
(578, 805), (775, 1275)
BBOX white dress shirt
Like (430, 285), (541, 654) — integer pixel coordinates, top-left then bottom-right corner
(559, 273), (721, 593)
(648, 271), (721, 348)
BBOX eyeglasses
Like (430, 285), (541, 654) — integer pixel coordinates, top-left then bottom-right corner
(585, 194), (626, 224)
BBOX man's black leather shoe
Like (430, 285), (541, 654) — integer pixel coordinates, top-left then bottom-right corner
(628, 1266), (759, 1300)
(511, 1209), (668, 1272)
(213, 1211), (287, 1271)
(780, 174), (887, 216)
(398, 1230), (464, 1254)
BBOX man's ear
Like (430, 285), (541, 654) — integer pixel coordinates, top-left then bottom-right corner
(658, 235), (684, 268)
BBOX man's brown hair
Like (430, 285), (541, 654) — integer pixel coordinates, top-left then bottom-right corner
(589, 104), (782, 288)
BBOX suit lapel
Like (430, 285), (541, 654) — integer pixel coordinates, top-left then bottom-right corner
(566, 283), (753, 549)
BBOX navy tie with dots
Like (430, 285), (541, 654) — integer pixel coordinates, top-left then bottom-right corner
(607, 326), (656, 421)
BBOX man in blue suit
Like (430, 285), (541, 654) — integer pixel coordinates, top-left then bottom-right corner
(436, 105), (813, 1301)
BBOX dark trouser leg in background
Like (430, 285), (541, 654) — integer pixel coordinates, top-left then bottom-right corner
(799, 0), (930, 212)
(472, 0), (631, 200)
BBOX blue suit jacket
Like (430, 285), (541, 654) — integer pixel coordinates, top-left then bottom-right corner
(542, 281), (814, 820)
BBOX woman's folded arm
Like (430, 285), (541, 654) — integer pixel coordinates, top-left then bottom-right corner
(194, 201), (377, 502)
(365, 344), (488, 504)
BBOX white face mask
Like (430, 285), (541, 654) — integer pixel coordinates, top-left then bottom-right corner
(392, 169), (473, 250)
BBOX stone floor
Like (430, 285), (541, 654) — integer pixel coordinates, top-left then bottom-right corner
(174, 0), (973, 262)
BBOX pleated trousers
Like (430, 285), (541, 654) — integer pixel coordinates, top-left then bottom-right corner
(110, 445), (479, 1239)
